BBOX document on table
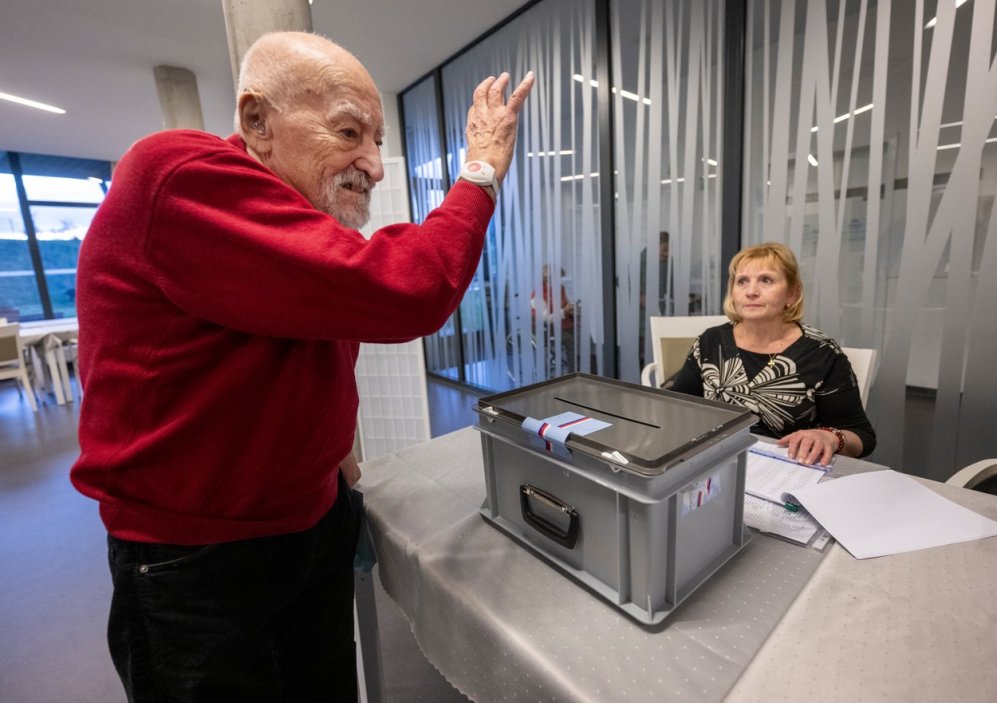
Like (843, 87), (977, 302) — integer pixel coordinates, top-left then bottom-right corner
(785, 469), (997, 559)
(743, 446), (830, 547)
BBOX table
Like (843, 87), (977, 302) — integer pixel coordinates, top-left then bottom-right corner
(357, 427), (997, 702)
(18, 318), (79, 405)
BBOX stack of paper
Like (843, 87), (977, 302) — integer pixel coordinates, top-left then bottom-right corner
(743, 445), (830, 547)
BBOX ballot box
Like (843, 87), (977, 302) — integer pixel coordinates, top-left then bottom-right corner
(475, 373), (756, 625)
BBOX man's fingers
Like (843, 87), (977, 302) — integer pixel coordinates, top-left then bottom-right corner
(473, 75), (497, 103)
(487, 72), (511, 106)
(506, 71), (536, 114)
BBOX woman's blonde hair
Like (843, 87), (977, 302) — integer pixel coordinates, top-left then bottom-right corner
(722, 242), (804, 323)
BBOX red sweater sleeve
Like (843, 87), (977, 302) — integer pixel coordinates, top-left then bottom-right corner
(70, 130), (494, 545)
(140, 132), (491, 341)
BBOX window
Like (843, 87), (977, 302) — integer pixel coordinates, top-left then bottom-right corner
(0, 151), (110, 321)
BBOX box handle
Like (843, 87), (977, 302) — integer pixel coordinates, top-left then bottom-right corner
(520, 484), (579, 549)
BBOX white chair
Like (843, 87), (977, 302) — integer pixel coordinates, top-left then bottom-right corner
(0, 323), (39, 411)
(840, 346), (877, 409)
(640, 315), (729, 387)
(945, 459), (997, 494)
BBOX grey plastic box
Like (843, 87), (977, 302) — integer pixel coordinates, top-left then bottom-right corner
(475, 373), (756, 625)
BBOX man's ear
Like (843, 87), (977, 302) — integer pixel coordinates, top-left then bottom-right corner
(238, 92), (272, 157)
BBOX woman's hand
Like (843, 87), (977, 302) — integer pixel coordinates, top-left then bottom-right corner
(776, 428), (838, 466)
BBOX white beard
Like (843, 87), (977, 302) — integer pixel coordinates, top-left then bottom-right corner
(324, 168), (373, 229)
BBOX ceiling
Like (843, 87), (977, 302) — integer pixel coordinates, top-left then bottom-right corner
(1, 0), (529, 163)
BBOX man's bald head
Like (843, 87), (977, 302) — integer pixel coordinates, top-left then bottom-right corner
(233, 31), (385, 227)
(235, 32), (375, 123)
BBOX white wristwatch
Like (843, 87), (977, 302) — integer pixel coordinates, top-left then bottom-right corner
(457, 160), (499, 199)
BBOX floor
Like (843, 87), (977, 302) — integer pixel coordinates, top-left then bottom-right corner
(0, 375), (481, 703)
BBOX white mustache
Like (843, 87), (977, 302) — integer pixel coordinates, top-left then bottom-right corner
(333, 168), (374, 194)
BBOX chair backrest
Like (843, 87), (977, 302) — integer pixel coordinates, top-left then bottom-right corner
(945, 458), (997, 494)
(641, 315), (729, 387)
(0, 323), (22, 365)
(840, 346), (877, 408)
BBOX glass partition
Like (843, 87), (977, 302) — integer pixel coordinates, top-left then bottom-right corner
(611, 0), (728, 381)
(401, 75), (461, 380)
(439, 0), (601, 390)
(742, 0), (997, 477)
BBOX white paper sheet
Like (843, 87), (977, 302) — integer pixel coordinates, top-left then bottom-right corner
(786, 470), (997, 559)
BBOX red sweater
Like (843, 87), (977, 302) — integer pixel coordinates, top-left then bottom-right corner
(70, 130), (493, 545)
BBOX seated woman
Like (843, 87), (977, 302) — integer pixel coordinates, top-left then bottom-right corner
(667, 242), (875, 465)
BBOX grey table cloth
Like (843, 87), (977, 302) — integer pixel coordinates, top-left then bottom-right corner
(358, 427), (904, 701)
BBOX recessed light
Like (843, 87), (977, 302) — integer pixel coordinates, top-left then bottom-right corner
(0, 90), (66, 114)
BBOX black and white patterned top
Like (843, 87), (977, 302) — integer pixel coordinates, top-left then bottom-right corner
(668, 322), (877, 457)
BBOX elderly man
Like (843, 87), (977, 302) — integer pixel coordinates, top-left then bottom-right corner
(71, 31), (533, 701)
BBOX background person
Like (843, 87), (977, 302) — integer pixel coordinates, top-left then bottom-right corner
(667, 242), (875, 465)
(531, 264), (576, 373)
(70, 31), (533, 702)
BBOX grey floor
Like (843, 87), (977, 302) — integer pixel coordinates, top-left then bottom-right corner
(0, 375), (481, 703)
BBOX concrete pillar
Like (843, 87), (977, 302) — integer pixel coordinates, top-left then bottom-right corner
(221, 0), (313, 89)
(153, 66), (204, 131)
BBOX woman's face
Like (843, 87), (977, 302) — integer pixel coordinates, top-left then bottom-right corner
(731, 257), (799, 324)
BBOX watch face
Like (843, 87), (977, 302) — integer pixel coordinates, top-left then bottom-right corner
(461, 161), (496, 188)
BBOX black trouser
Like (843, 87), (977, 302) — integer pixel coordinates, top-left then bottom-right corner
(106, 477), (361, 703)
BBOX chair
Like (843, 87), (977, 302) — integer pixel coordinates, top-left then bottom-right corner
(640, 315), (729, 388)
(840, 346), (877, 409)
(945, 459), (997, 495)
(0, 323), (39, 411)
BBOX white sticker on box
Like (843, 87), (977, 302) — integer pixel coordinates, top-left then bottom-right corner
(680, 474), (722, 515)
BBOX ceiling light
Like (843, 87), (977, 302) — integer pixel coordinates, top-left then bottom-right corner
(925, 0), (969, 30)
(808, 154), (819, 167)
(560, 172), (599, 182)
(527, 150), (574, 157)
(0, 91), (66, 114)
(660, 177), (686, 185)
(937, 136), (997, 151)
(937, 115), (997, 129)
(572, 74), (652, 105)
(811, 104), (873, 132)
